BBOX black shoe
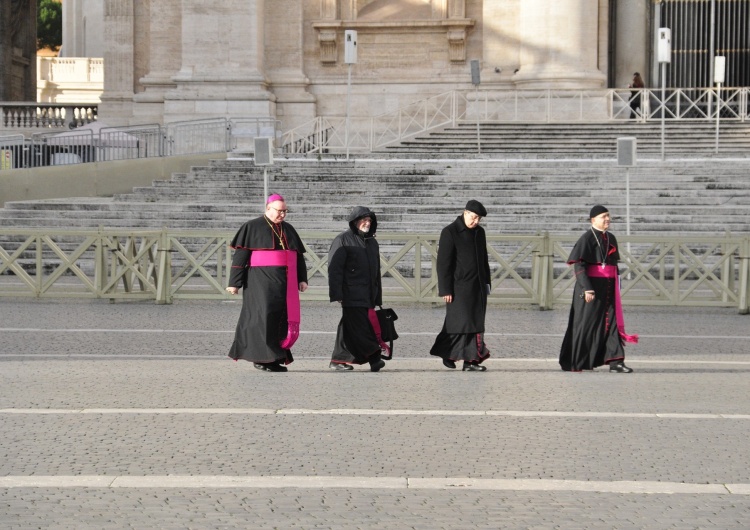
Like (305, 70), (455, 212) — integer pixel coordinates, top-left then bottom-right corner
(254, 362), (287, 372)
(609, 362), (633, 373)
(462, 363), (487, 372)
(369, 359), (386, 372)
(329, 362), (353, 371)
(442, 359), (456, 369)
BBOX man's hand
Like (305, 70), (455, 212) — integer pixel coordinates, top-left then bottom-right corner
(584, 290), (595, 303)
(443, 294), (453, 303)
(299, 282), (308, 292)
(225, 287), (239, 295)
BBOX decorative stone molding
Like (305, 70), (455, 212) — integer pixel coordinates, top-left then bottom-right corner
(312, 19), (474, 65)
(318, 30), (338, 64)
(447, 28), (467, 63)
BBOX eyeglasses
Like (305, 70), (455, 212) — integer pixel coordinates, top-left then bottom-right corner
(270, 207), (288, 214)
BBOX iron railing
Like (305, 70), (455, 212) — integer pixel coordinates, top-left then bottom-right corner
(1, 229), (748, 313)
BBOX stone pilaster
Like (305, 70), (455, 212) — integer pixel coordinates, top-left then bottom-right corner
(164, 0), (275, 122)
(132, 0), (181, 123)
(512, 0), (606, 88)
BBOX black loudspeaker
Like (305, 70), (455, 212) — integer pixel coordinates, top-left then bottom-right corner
(470, 60), (480, 86)
(617, 137), (637, 167)
(254, 137), (274, 166)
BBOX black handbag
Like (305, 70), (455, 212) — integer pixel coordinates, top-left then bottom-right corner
(375, 306), (398, 360)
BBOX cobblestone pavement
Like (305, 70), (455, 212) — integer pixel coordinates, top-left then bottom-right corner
(1, 299), (749, 529)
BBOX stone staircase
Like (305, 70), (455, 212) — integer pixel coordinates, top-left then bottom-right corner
(2, 158), (750, 236)
(380, 122), (750, 158)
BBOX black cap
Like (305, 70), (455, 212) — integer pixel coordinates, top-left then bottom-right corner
(589, 204), (609, 219)
(465, 200), (487, 217)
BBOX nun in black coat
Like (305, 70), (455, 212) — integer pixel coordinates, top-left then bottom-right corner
(430, 200), (492, 371)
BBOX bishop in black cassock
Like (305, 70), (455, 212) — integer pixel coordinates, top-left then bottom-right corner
(559, 205), (638, 373)
(226, 194), (308, 372)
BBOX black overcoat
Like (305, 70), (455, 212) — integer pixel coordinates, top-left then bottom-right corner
(327, 206), (382, 308)
(436, 215), (490, 333)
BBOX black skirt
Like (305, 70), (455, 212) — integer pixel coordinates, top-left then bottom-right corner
(331, 307), (381, 365)
(430, 323), (490, 364)
(228, 266), (293, 365)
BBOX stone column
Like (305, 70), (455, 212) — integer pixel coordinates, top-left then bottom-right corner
(265, 0), (316, 130)
(512, 0), (606, 88)
(98, 0), (135, 123)
(614, 0), (650, 88)
(164, 0), (275, 122)
(131, 0), (181, 123)
(0, 0), (14, 100)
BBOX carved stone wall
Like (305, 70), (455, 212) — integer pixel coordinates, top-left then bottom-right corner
(91, 0), (628, 128)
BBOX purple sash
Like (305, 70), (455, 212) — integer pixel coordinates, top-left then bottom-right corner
(250, 250), (300, 350)
(586, 264), (639, 344)
(367, 308), (392, 357)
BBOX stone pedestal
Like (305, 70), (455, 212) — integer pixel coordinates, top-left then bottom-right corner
(614, 0), (650, 88)
(512, 0), (606, 89)
(98, 0), (136, 125)
(131, 0), (180, 124)
(163, 0), (275, 122)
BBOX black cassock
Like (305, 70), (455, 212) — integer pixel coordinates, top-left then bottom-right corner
(227, 215), (308, 365)
(559, 227), (626, 371)
(430, 215), (491, 363)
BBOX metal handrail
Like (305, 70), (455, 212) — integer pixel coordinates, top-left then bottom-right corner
(1, 229), (748, 313)
(279, 87), (750, 153)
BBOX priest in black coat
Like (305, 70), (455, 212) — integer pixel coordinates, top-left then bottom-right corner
(430, 200), (491, 371)
(327, 206), (387, 372)
(226, 194), (308, 372)
(559, 205), (638, 373)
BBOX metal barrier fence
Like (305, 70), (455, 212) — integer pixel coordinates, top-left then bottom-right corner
(3, 118), (280, 169)
(1, 229), (748, 313)
(0, 134), (25, 169)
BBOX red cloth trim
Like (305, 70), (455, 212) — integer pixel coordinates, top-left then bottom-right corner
(246, 250), (301, 350)
(367, 308), (391, 357)
(586, 265), (639, 344)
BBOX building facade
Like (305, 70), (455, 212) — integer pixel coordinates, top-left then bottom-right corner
(64, 0), (746, 129)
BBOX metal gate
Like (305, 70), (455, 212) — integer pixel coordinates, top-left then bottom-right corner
(657, 0), (750, 88)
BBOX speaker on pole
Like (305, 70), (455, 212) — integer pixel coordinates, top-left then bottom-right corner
(470, 59), (481, 86)
(253, 137), (274, 166)
(617, 137), (637, 167)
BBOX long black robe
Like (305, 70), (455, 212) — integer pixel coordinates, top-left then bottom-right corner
(328, 207), (383, 365)
(430, 215), (491, 363)
(228, 215), (308, 365)
(559, 227), (625, 371)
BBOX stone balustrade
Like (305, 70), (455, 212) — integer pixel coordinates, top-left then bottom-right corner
(1, 103), (98, 130)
